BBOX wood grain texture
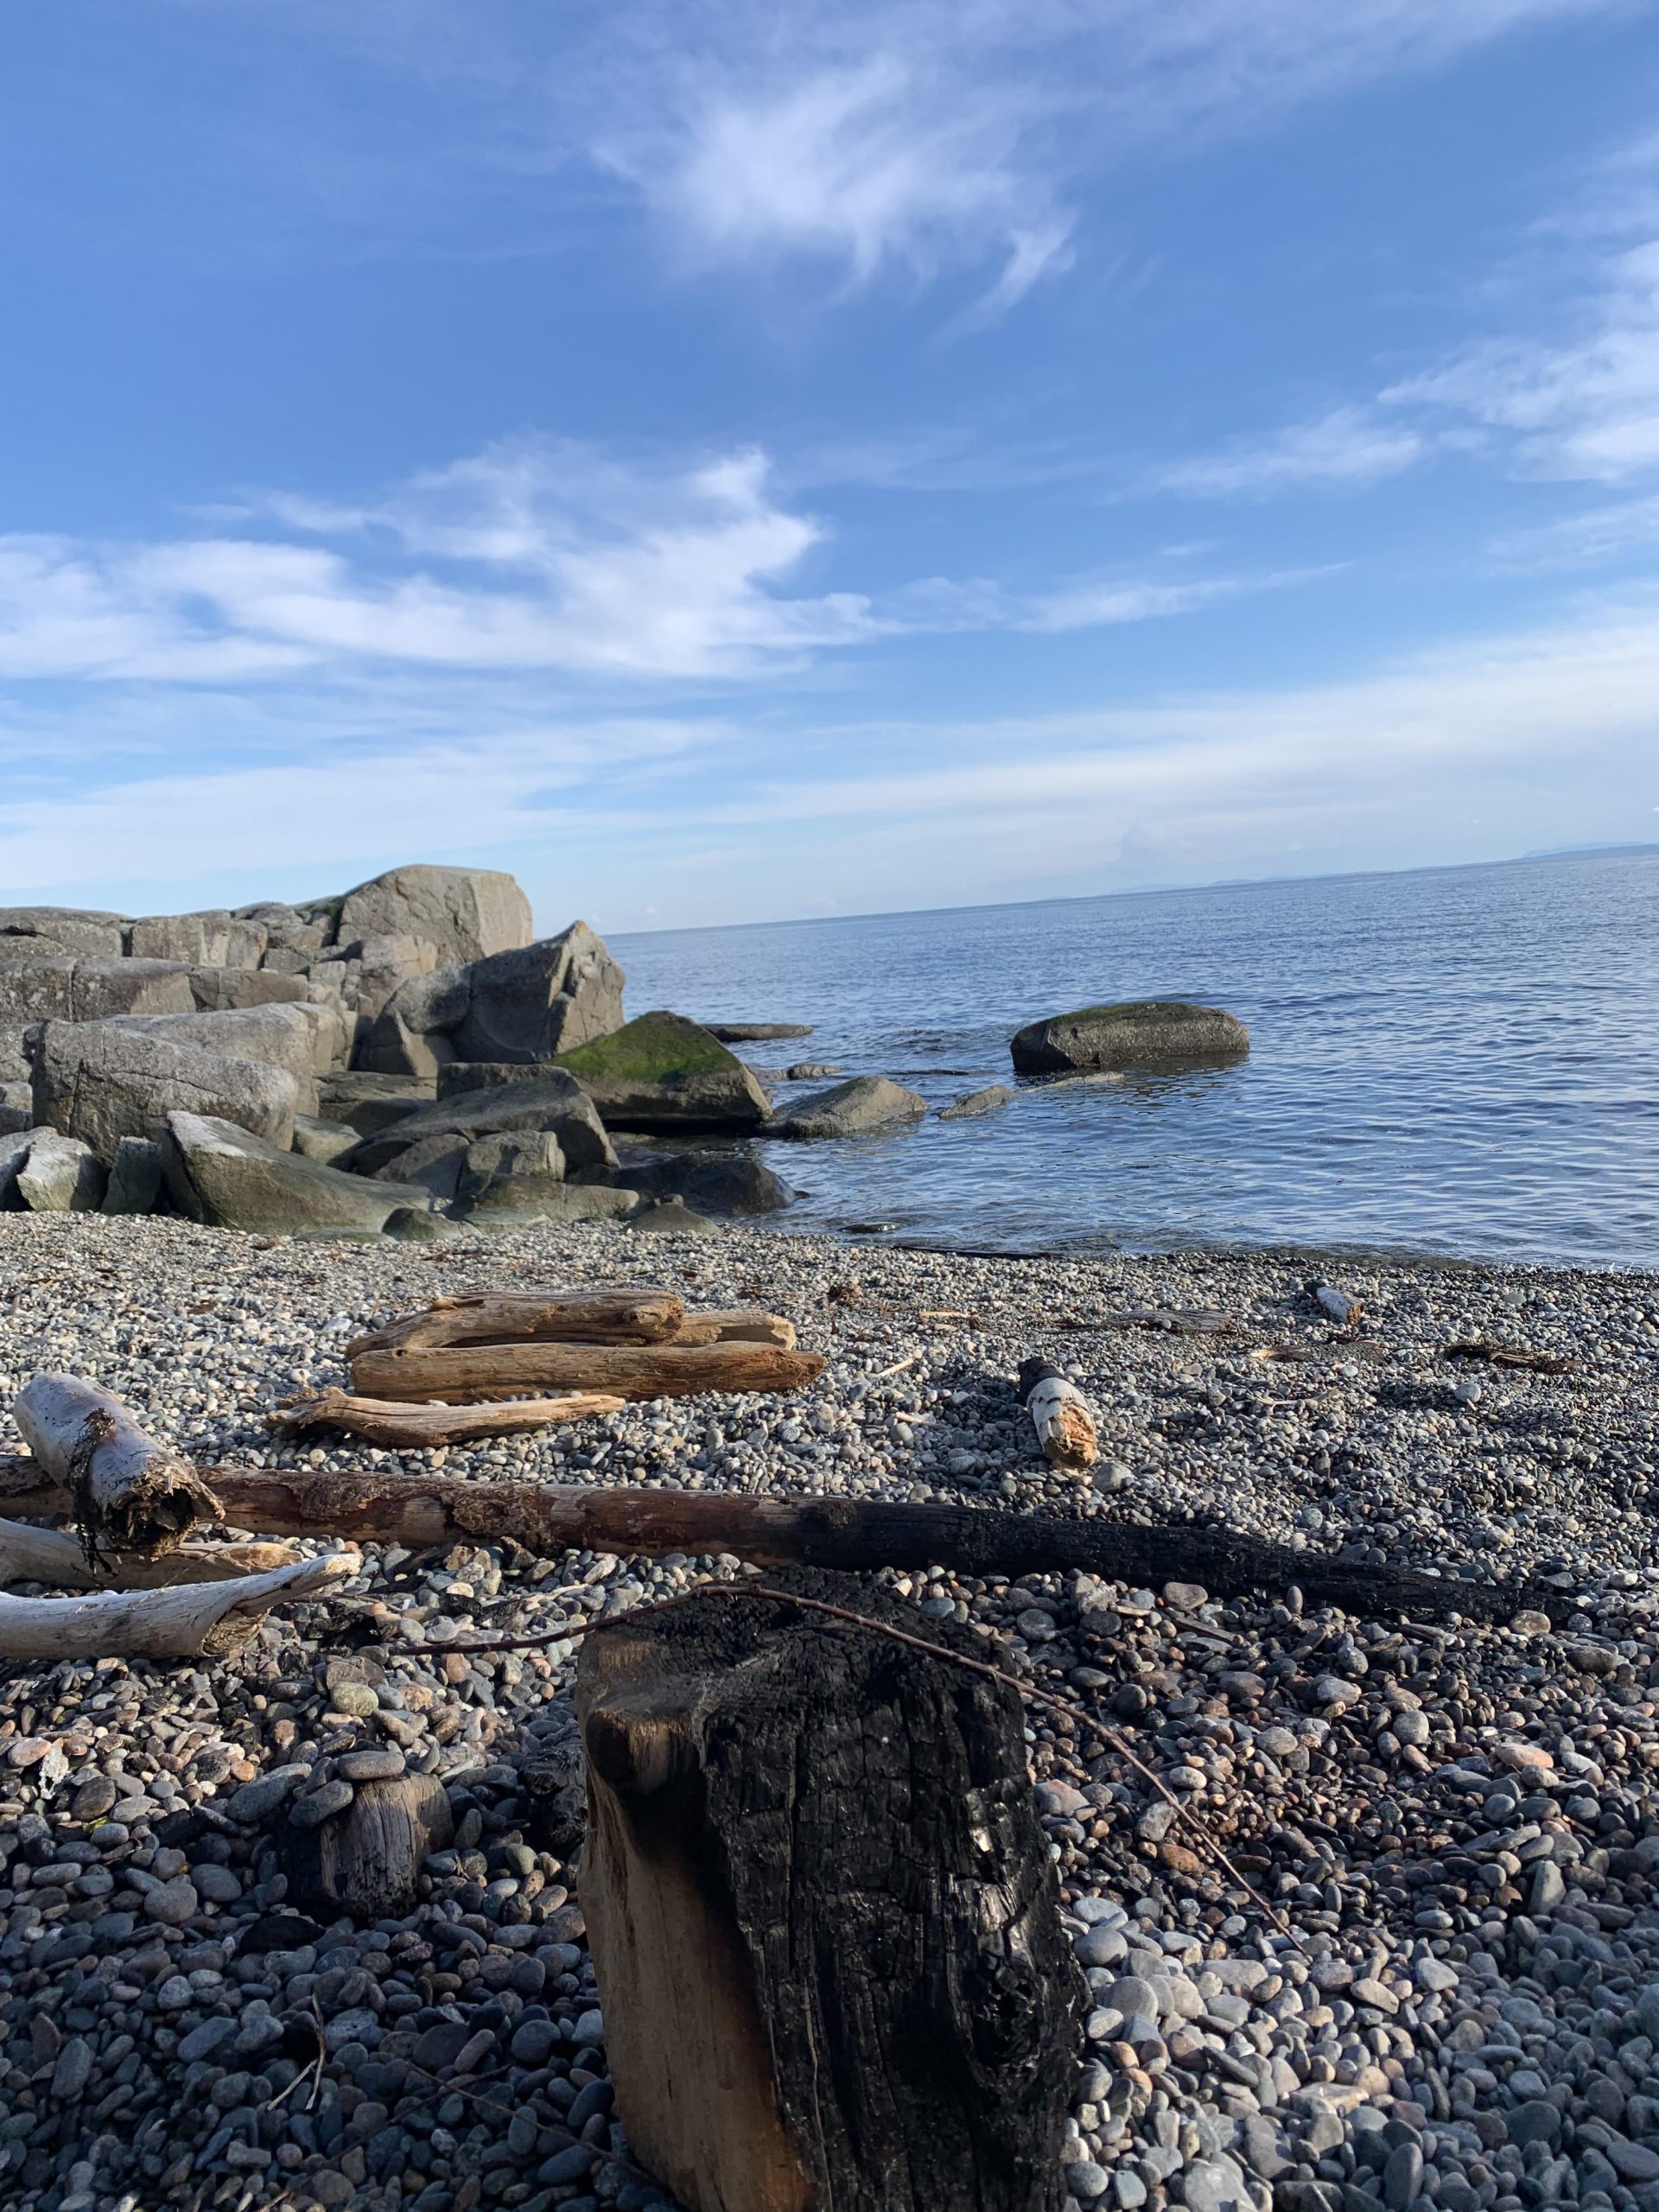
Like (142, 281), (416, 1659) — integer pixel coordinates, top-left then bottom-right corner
(267, 1387), (624, 1447)
(349, 1340), (825, 1404)
(12, 1373), (221, 1555)
(277, 1770), (454, 1918)
(577, 1568), (1082, 2212)
(344, 1288), (684, 1359)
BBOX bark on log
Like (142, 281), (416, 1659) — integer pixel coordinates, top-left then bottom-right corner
(12, 1375), (221, 1558)
(350, 1341), (826, 1405)
(276, 1770), (454, 1919)
(0, 1519), (299, 1589)
(0, 1463), (1564, 1622)
(577, 1567), (1082, 2212)
(0, 1550), (357, 1660)
(267, 1388), (626, 1448)
(344, 1289), (685, 1359)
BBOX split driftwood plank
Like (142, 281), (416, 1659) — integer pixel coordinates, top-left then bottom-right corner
(268, 1387), (626, 1449)
(13, 1375), (221, 1557)
(578, 1567), (1081, 2212)
(0, 1550), (357, 1660)
(344, 1289), (684, 1360)
(0, 1519), (299, 1590)
(0, 1462), (1560, 1623)
(350, 1340), (826, 1405)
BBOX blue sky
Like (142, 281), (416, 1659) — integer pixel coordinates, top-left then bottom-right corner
(4, 0), (1659, 931)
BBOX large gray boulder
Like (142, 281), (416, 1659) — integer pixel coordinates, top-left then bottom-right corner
(99, 1002), (344, 1103)
(334, 864), (532, 969)
(317, 1073), (434, 1138)
(128, 910), (267, 969)
(102, 1135), (166, 1216)
(615, 1145), (795, 1215)
(162, 1112), (430, 1236)
(17, 1130), (107, 1211)
(552, 1012), (769, 1134)
(1009, 1001), (1249, 1075)
(0, 957), (196, 1033)
(0, 908), (126, 961)
(458, 1131), (567, 1216)
(32, 1022), (299, 1160)
(237, 902), (329, 969)
(307, 932), (436, 1033)
(360, 923), (625, 1077)
(187, 967), (327, 1014)
(772, 1074), (928, 1139)
(354, 1069), (615, 1177)
(0, 1126), (48, 1207)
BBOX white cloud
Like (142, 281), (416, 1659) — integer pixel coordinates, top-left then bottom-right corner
(1150, 408), (1428, 499)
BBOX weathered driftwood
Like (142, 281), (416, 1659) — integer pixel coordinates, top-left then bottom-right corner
(577, 1567), (1081, 2212)
(0, 1518), (299, 1589)
(350, 1340), (826, 1405)
(668, 1309), (796, 1350)
(0, 1462), (1556, 1622)
(12, 1375), (221, 1558)
(0, 1550), (357, 1660)
(268, 1387), (626, 1448)
(344, 1289), (685, 1360)
(1017, 1358), (1098, 1472)
(277, 1770), (454, 1919)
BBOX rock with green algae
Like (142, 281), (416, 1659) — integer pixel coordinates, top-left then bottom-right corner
(555, 1010), (771, 1132)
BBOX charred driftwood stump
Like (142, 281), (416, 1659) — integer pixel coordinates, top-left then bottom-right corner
(277, 1770), (454, 1919)
(575, 1567), (1083, 2212)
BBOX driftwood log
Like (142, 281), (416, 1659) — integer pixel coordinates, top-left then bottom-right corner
(1017, 1359), (1098, 1473)
(277, 1770), (454, 1919)
(269, 1388), (626, 1448)
(0, 1465), (1561, 1623)
(0, 1550), (358, 1660)
(13, 1375), (221, 1557)
(577, 1567), (1082, 2212)
(345, 1288), (686, 1359)
(350, 1341), (825, 1405)
(0, 1519), (299, 1589)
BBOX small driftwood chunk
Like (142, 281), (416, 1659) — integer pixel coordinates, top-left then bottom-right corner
(0, 1550), (357, 1660)
(1441, 1339), (1577, 1376)
(668, 1309), (797, 1350)
(1312, 1281), (1363, 1327)
(268, 1387), (625, 1448)
(344, 1288), (685, 1360)
(13, 1374), (222, 1558)
(577, 1568), (1082, 2212)
(278, 1770), (454, 1919)
(351, 1340), (825, 1405)
(1018, 1357), (1098, 1471)
(0, 1519), (299, 1590)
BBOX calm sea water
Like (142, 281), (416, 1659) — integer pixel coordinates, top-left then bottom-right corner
(611, 852), (1659, 1268)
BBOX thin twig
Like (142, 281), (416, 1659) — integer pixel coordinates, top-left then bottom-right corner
(422, 1581), (1298, 1944)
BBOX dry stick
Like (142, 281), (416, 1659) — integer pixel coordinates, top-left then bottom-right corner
(429, 1581), (1297, 1945)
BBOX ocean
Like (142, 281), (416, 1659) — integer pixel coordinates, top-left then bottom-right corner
(610, 850), (1659, 1269)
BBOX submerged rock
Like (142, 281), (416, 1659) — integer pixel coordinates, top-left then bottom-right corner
(772, 1074), (929, 1139)
(939, 1084), (1016, 1120)
(1009, 1001), (1249, 1075)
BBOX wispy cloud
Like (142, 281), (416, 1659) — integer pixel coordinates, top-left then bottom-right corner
(1150, 408), (1428, 499)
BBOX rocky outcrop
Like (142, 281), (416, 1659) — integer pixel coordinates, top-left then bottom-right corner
(32, 1022), (299, 1160)
(553, 1012), (769, 1133)
(316, 1074), (434, 1138)
(362, 924), (625, 1078)
(353, 1069), (616, 1178)
(292, 1116), (360, 1166)
(772, 1074), (929, 1139)
(1009, 1001), (1249, 1075)
(323, 864), (531, 971)
(162, 1112), (431, 1236)
(0, 909), (127, 961)
(128, 910), (267, 968)
(96, 1004), (341, 1117)
(185, 968), (330, 1014)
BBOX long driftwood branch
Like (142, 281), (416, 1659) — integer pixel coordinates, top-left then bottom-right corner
(0, 1462), (1557, 1623)
(13, 1375), (222, 1558)
(0, 1519), (300, 1590)
(344, 1289), (686, 1359)
(269, 1388), (626, 1448)
(350, 1341), (826, 1405)
(0, 1550), (358, 1660)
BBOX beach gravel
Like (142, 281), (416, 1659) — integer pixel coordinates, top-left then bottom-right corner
(0, 1210), (1656, 2212)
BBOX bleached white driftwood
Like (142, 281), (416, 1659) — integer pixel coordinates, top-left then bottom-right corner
(1312, 1282), (1363, 1327)
(1017, 1357), (1099, 1472)
(13, 1375), (221, 1556)
(0, 1549), (359, 1661)
(0, 1519), (300, 1591)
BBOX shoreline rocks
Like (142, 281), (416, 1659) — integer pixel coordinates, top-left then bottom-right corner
(554, 1011), (770, 1133)
(1011, 1001), (1250, 1075)
(772, 1073), (929, 1139)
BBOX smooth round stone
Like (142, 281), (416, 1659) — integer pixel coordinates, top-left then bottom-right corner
(1075, 1925), (1128, 1969)
(289, 1778), (354, 1827)
(143, 1877), (199, 1926)
(1065, 2159), (1111, 2202)
(339, 1747), (405, 1783)
(1506, 2101), (1561, 2150)
(330, 1682), (381, 1718)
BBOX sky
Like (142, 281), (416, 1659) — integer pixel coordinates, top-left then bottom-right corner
(3, 0), (1659, 933)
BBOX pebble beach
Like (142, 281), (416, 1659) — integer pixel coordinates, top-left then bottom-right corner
(1, 1209), (1657, 2212)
